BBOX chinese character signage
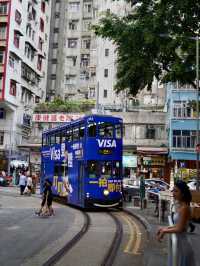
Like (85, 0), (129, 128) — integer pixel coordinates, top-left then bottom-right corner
(33, 113), (84, 123)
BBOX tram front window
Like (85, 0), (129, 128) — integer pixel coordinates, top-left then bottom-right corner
(113, 161), (120, 178)
(87, 160), (99, 178)
(101, 161), (112, 179)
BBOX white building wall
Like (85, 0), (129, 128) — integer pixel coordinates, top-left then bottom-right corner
(0, 0), (51, 159)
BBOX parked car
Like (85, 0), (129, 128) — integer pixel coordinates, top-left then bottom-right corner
(122, 178), (140, 201)
(0, 176), (9, 186)
(144, 179), (170, 190)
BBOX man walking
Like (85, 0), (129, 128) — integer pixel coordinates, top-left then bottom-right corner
(19, 172), (27, 195)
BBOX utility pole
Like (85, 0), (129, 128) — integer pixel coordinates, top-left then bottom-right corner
(196, 35), (200, 190)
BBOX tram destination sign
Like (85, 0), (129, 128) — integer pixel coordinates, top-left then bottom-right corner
(99, 149), (113, 155)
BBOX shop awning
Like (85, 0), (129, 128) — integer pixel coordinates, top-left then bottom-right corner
(137, 147), (168, 155)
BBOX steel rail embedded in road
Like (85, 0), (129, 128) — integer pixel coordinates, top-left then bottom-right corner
(42, 209), (90, 266)
(101, 211), (123, 266)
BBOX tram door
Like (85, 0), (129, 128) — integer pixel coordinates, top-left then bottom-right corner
(77, 161), (84, 204)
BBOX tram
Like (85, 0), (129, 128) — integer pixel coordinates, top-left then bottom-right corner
(41, 115), (123, 208)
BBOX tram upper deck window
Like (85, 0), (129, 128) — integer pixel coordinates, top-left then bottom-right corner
(87, 122), (96, 137)
(80, 123), (85, 139)
(101, 161), (112, 179)
(55, 132), (60, 144)
(87, 160), (99, 178)
(60, 131), (65, 143)
(98, 122), (113, 138)
(50, 134), (56, 145)
(113, 161), (121, 178)
(73, 126), (79, 141)
(115, 124), (122, 139)
(66, 129), (72, 142)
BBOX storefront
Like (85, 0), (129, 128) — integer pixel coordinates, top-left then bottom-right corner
(122, 154), (137, 178)
(137, 147), (170, 182)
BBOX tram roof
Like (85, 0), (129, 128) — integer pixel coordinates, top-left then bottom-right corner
(42, 114), (123, 135)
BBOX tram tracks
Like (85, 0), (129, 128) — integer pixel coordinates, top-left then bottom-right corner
(42, 206), (145, 266)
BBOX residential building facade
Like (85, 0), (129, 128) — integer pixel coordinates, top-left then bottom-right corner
(0, 0), (51, 171)
(46, 0), (98, 101)
(166, 82), (199, 180)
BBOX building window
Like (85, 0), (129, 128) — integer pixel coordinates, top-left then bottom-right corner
(173, 130), (196, 149)
(68, 2), (80, 12)
(0, 108), (6, 119)
(82, 38), (90, 49)
(0, 50), (5, 64)
(69, 20), (78, 30)
(146, 125), (156, 139)
(0, 132), (4, 145)
(9, 55), (15, 68)
(15, 10), (22, 25)
(103, 89), (107, 98)
(54, 12), (60, 18)
(52, 43), (58, 48)
(0, 75), (3, 94)
(105, 49), (109, 57)
(41, 1), (45, 13)
(80, 54), (90, 67)
(68, 38), (78, 48)
(53, 28), (59, 33)
(51, 74), (56, 80)
(83, 2), (92, 13)
(38, 37), (43, 51)
(37, 55), (42, 71)
(104, 69), (108, 77)
(40, 18), (44, 32)
(82, 19), (91, 31)
(173, 101), (192, 118)
(10, 80), (17, 96)
(0, 2), (8, 15)
(0, 26), (7, 39)
(14, 31), (20, 48)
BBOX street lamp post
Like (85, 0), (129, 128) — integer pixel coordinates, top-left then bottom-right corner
(196, 35), (200, 191)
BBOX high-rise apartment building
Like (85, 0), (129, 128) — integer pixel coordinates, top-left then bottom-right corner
(47, 0), (97, 101)
(0, 0), (51, 170)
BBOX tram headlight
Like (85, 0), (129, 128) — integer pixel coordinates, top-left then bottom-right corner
(86, 192), (90, 198)
(103, 189), (109, 196)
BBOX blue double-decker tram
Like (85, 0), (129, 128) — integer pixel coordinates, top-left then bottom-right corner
(41, 115), (123, 208)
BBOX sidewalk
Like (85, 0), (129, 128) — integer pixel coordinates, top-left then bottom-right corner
(125, 200), (168, 266)
(125, 200), (200, 266)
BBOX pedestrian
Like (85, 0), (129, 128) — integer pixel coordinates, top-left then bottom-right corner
(19, 172), (27, 195)
(36, 179), (54, 216)
(26, 174), (33, 196)
(156, 180), (196, 266)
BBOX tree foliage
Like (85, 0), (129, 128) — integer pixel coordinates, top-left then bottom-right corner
(34, 98), (95, 113)
(93, 0), (199, 95)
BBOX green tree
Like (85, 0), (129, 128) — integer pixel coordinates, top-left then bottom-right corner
(93, 0), (199, 95)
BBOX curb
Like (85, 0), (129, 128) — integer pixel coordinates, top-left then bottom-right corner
(124, 208), (152, 240)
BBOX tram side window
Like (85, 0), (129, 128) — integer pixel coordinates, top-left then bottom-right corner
(47, 135), (50, 145)
(60, 131), (65, 143)
(55, 132), (60, 144)
(73, 126), (79, 141)
(113, 161), (121, 178)
(101, 161), (112, 178)
(87, 160), (99, 178)
(115, 124), (122, 139)
(42, 136), (46, 146)
(98, 123), (113, 138)
(50, 134), (56, 145)
(66, 129), (72, 142)
(80, 123), (85, 139)
(88, 122), (96, 137)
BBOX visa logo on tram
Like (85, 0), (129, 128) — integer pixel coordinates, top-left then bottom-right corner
(97, 139), (116, 148)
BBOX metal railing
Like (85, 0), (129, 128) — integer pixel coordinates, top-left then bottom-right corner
(168, 215), (177, 266)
